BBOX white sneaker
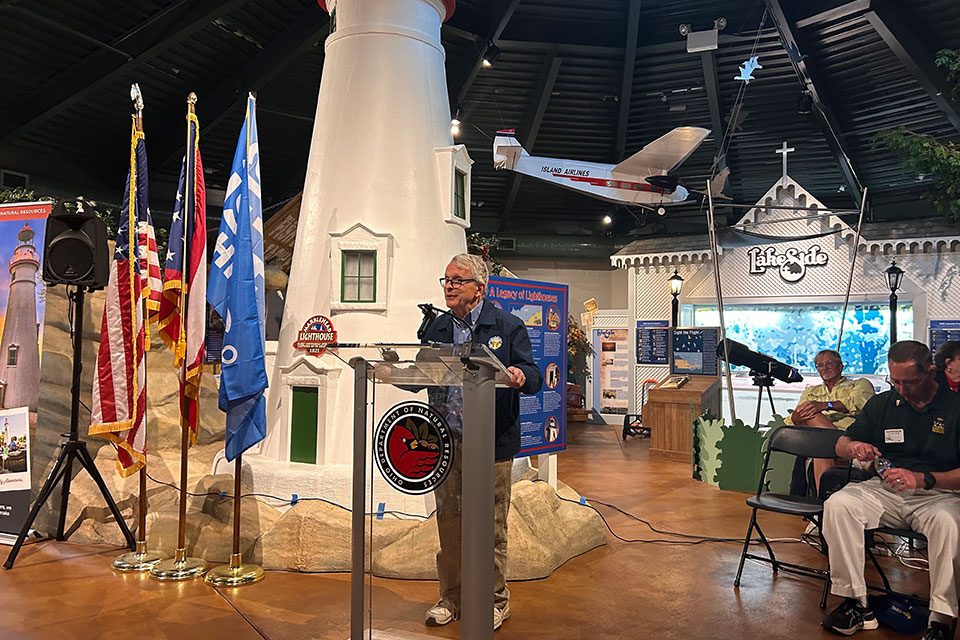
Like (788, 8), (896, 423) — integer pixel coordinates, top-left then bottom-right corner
(493, 604), (511, 631)
(425, 601), (457, 626)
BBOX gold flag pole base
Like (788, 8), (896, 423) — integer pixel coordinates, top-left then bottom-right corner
(150, 547), (206, 581)
(205, 553), (264, 587)
(113, 540), (166, 572)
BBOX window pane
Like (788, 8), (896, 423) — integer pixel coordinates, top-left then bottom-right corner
(359, 253), (375, 276)
(343, 278), (359, 302)
(692, 302), (913, 375)
(359, 278), (375, 301)
(343, 253), (359, 276)
(454, 170), (466, 219)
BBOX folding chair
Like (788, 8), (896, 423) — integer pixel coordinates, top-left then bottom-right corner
(734, 425), (843, 609)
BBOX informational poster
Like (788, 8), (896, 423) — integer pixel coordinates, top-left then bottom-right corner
(593, 328), (629, 415)
(930, 320), (960, 354)
(0, 201), (51, 538)
(671, 327), (720, 376)
(636, 320), (669, 365)
(0, 406), (32, 536)
(487, 276), (568, 457)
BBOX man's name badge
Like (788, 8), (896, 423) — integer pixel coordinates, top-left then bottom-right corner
(884, 428), (905, 444)
(933, 417), (946, 434)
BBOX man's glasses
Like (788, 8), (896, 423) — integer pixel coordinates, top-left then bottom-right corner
(439, 277), (476, 289)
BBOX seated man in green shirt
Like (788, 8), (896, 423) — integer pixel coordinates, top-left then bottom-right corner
(785, 349), (875, 492)
(821, 341), (960, 640)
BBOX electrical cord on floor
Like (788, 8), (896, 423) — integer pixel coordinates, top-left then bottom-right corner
(551, 489), (800, 546)
(142, 469), (434, 520)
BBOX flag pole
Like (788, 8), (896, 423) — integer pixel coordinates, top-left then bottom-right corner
(205, 92), (264, 587)
(151, 92), (206, 581)
(204, 453), (263, 586)
(114, 83), (166, 571)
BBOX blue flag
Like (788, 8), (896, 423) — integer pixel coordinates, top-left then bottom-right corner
(208, 93), (268, 461)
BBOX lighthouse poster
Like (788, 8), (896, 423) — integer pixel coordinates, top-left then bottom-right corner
(0, 201), (50, 413)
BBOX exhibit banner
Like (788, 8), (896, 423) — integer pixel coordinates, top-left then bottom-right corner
(593, 328), (629, 415)
(930, 320), (960, 354)
(487, 276), (568, 457)
(636, 320), (669, 365)
(0, 406), (32, 536)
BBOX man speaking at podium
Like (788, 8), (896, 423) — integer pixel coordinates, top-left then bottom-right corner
(420, 253), (543, 631)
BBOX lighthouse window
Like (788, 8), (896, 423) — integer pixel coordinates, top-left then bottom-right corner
(454, 169), (466, 220)
(341, 250), (377, 303)
(7, 345), (17, 367)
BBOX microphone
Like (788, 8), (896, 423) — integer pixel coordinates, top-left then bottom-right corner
(416, 302), (475, 353)
(417, 303), (438, 340)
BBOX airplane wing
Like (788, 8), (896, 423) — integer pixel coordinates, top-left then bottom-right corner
(611, 127), (710, 177)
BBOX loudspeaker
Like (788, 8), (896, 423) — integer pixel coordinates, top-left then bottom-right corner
(42, 200), (109, 289)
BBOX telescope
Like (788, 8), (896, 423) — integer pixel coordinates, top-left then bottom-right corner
(716, 339), (803, 384)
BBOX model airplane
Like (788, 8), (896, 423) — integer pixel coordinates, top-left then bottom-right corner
(493, 126), (710, 207)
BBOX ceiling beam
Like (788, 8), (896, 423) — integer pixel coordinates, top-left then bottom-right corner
(864, 0), (960, 134)
(766, 0), (864, 206)
(700, 50), (724, 160)
(451, 0), (521, 108)
(794, 0), (870, 28)
(0, 0), (249, 146)
(614, 0), (642, 162)
(498, 52), (562, 233)
(152, 5), (330, 172)
(497, 31), (772, 59)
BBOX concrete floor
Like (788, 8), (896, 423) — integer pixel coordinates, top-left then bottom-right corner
(0, 422), (931, 639)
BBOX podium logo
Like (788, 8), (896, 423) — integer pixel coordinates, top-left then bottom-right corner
(374, 402), (454, 495)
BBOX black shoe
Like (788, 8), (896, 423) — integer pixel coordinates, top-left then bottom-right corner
(822, 598), (879, 636)
(924, 622), (953, 640)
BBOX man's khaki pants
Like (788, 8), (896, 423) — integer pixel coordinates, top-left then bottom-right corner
(434, 433), (513, 613)
(823, 477), (960, 616)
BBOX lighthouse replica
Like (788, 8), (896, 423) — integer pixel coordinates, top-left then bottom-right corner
(0, 223), (41, 411)
(226, 0), (471, 510)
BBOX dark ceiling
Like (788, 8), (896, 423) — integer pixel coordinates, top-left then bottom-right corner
(1, 0), (959, 258)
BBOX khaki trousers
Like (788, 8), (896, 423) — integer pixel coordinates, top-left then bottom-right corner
(823, 477), (960, 616)
(434, 433), (513, 612)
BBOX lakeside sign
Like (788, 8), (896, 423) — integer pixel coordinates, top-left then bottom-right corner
(747, 244), (829, 283)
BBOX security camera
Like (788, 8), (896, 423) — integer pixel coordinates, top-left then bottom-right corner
(679, 23), (691, 37)
(714, 17), (727, 30)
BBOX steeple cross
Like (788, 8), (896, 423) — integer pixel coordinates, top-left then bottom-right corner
(775, 141), (795, 186)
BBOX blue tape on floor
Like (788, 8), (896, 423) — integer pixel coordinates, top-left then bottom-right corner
(377, 502), (386, 520)
(579, 496), (587, 505)
(291, 493), (299, 506)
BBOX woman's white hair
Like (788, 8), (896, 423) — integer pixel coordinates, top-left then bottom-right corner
(451, 253), (489, 289)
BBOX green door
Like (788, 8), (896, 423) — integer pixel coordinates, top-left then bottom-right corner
(290, 386), (319, 464)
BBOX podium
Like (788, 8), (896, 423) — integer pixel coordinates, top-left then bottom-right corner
(647, 376), (721, 462)
(340, 342), (511, 640)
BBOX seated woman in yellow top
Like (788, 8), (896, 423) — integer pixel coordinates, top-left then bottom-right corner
(785, 349), (875, 492)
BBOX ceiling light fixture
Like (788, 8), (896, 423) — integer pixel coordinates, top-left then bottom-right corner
(482, 44), (501, 67)
(602, 215), (613, 225)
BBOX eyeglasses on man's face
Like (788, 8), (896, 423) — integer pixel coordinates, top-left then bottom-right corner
(439, 277), (476, 289)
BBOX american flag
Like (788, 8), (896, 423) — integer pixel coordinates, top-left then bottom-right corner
(89, 119), (149, 476)
(157, 108), (207, 441)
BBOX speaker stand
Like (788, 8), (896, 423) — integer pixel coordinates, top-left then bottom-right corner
(3, 286), (134, 570)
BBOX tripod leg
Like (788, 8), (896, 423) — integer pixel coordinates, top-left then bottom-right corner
(55, 447), (76, 541)
(767, 386), (776, 414)
(755, 385), (764, 429)
(4, 447), (72, 569)
(77, 444), (135, 550)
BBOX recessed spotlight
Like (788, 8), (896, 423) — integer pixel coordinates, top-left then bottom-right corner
(602, 215), (613, 225)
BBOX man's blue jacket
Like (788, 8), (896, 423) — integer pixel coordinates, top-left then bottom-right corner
(421, 300), (543, 460)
